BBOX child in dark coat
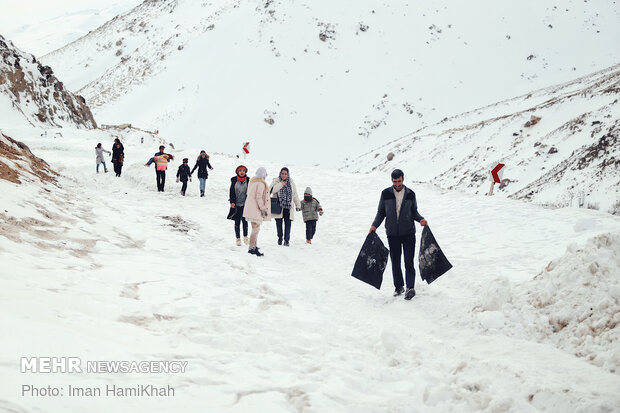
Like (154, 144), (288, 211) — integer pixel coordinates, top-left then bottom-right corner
(300, 187), (323, 244)
(176, 158), (191, 196)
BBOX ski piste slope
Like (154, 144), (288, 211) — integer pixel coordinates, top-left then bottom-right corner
(1, 125), (620, 412)
(0, 0), (142, 57)
(41, 0), (620, 164)
(344, 64), (620, 212)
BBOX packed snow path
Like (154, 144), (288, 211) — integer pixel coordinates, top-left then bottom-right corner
(1, 129), (620, 412)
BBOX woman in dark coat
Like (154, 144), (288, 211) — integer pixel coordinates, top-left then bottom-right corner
(111, 138), (125, 177)
(229, 165), (249, 246)
(190, 150), (213, 197)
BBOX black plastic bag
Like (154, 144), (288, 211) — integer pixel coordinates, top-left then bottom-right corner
(351, 232), (389, 289)
(419, 226), (452, 284)
(226, 207), (237, 220)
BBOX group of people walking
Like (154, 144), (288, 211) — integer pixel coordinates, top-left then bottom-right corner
(95, 141), (429, 300)
(228, 166), (324, 256)
(94, 138), (124, 176)
(144, 145), (213, 195)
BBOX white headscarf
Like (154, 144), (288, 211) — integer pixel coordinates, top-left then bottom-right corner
(255, 167), (267, 179)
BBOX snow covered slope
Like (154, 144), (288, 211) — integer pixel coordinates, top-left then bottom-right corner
(344, 64), (620, 212)
(0, 35), (97, 129)
(2, 124), (620, 412)
(0, 0), (142, 57)
(41, 0), (620, 163)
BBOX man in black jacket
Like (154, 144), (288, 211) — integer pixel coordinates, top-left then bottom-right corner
(369, 169), (427, 300)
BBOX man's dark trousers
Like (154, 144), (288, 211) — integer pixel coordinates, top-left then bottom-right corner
(387, 234), (416, 289)
(156, 170), (166, 192)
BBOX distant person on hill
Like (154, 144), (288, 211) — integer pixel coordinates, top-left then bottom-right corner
(369, 169), (427, 300)
(229, 165), (249, 246)
(242, 167), (271, 256)
(111, 138), (124, 177)
(145, 145), (174, 192)
(270, 167), (301, 246)
(176, 158), (191, 196)
(190, 150), (214, 198)
(300, 187), (324, 244)
(95, 143), (110, 173)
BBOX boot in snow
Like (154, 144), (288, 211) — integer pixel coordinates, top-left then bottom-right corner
(200, 190), (205, 197)
(404, 288), (416, 300)
(306, 239), (312, 244)
(393, 286), (404, 297)
(243, 236), (249, 245)
(236, 238), (242, 246)
(277, 237), (283, 245)
(254, 247), (264, 257)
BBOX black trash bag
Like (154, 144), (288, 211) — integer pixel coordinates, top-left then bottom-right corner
(351, 231), (389, 289)
(226, 207), (237, 220)
(419, 226), (452, 284)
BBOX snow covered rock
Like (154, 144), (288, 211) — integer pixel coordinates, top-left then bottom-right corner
(0, 34), (97, 128)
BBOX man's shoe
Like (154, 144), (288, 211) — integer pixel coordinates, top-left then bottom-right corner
(283, 241), (290, 247)
(393, 286), (405, 296)
(277, 238), (283, 245)
(404, 288), (416, 300)
(236, 238), (242, 246)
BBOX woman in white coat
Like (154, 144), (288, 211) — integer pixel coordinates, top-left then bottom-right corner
(242, 167), (272, 256)
(270, 167), (301, 246)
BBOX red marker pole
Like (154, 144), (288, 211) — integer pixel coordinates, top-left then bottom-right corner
(488, 163), (505, 196)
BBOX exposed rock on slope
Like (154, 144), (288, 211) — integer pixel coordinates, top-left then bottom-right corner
(0, 131), (58, 185)
(0, 34), (97, 128)
(344, 65), (620, 211)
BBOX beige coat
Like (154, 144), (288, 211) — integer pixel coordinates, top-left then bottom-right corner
(243, 177), (272, 222)
(270, 177), (301, 220)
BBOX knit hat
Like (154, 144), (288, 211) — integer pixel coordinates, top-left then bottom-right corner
(255, 167), (267, 179)
(183, 158), (188, 163)
(304, 187), (312, 195)
(236, 165), (248, 174)
(200, 150), (206, 154)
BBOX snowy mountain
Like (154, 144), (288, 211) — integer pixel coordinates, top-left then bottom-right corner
(41, 0), (620, 163)
(3, 2), (620, 411)
(0, 35), (97, 129)
(0, 0), (142, 57)
(343, 64), (620, 212)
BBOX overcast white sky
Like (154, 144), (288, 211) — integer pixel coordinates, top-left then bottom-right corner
(0, 0), (141, 56)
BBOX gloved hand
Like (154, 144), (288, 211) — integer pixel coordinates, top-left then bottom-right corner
(319, 210), (324, 216)
(189, 177), (192, 182)
(176, 177), (180, 183)
(261, 210), (268, 217)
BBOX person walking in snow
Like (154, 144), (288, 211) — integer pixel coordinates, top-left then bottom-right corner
(176, 158), (191, 196)
(229, 165), (249, 246)
(243, 167), (271, 256)
(369, 169), (428, 300)
(190, 150), (213, 197)
(145, 145), (174, 192)
(300, 187), (323, 244)
(270, 167), (301, 246)
(95, 143), (110, 173)
(111, 138), (124, 177)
